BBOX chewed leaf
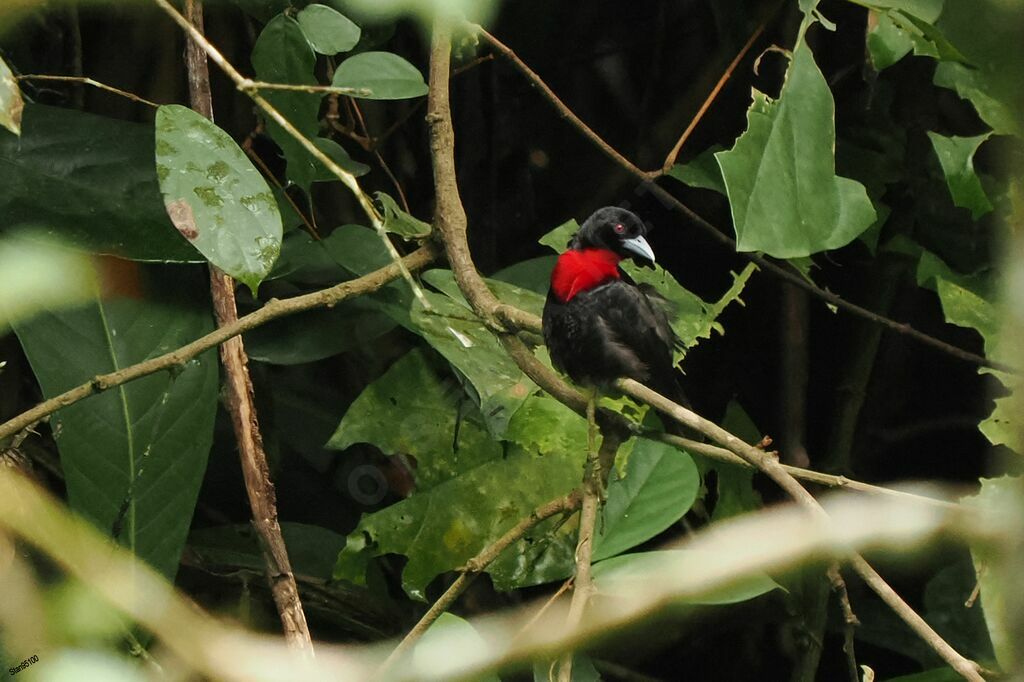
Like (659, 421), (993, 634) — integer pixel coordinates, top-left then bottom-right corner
(155, 105), (282, 292)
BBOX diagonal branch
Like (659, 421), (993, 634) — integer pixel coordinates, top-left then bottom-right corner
(427, 23), (984, 681)
(0, 247), (437, 443)
(475, 25), (1012, 374)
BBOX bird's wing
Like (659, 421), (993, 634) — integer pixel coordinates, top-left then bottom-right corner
(588, 281), (678, 378)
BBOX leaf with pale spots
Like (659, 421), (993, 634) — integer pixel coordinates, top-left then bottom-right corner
(155, 105), (282, 293)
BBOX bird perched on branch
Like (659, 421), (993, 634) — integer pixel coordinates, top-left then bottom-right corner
(543, 207), (689, 431)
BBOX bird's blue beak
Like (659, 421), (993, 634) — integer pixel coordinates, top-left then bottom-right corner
(621, 235), (656, 265)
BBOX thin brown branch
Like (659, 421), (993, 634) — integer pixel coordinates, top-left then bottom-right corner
(660, 20), (767, 173)
(828, 564), (861, 682)
(475, 24), (1013, 374)
(380, 491), (582, 673)
(152, 0), (433, 313)
(16, 74), (160, 107)
(184, 0), (311, 650)
(619, 379), (985, 682)
(350, 99), (411, 212)
(559, 421), (622, 682)
(0, 247), (437, 443)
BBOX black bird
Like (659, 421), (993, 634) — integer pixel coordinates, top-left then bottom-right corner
(542, 207), (688, 428)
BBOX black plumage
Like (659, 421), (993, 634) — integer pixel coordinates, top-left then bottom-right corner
(542, 207), (689, 418)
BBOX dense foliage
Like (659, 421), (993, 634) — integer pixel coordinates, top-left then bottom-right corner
(0, 0), (1022, 680)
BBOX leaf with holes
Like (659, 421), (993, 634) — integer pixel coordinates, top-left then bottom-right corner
(13, 273), (218, 579)
(155, 105), (282, 293)
(715, 41), (876, 257)
(927, 132), (993, 220)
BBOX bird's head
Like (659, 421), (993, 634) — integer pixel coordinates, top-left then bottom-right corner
(571, 207), (656, 267)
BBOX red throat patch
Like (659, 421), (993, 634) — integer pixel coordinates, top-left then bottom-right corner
(551, 248), (622, 302)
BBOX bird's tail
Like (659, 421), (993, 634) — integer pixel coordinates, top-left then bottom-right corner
(648, 372), (696, 438)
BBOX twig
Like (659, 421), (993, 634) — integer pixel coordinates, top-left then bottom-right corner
(16, 74), (160, 107)
(246, 80), (371, 97)
(660, 19), (767, 173)
(151, 0), (433, 314)
(350, 99), (411, 212)
(183, 0), (311, 651)
(828, 564), (860, 682)
(379, 492), (582, 673)
(475, 25), (1013, 374)
(558, 409), (621, 682)
(619, 379), (985, 682)
(0, 247), (437, 443)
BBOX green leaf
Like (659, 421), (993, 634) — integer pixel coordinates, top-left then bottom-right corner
(592, 437), (699, 561)
(296, 4), (361, 54)
(978, 394), (1021, 454)
(327, 349), (502, 489)
(415, 614), (500, 682)
(932, 0), (1024, 137)
(376, 192), (432, 238)
(715, 42), (876, 257)
(244, 300), (396, 365)
(701, 401), (763, 521)
(330, 0), (499, 25)
(666, 145), (726, 195)
(593, 550), (782, 605)
(155, 105), (283, 293)
(332, 51), (429, 100)
(188, 522), (346, 580)
(267, 230), (349, 284)
(492, 255), (558, 295)
(533, 654), (600, 682)
(538, 218), (578, 253)
(927, 132), (993, 220)
(251, 14), (322, 191)
(0, 104), (200, 262)
(0, 55), (23, 136)
(0, 234), (97, 329)
(423, 268), (546, 319)
(333, 439), (581, 600)
(13, 277), (218, 579)
(964, 476), (1024, 669)
(311, 137), (371, 180)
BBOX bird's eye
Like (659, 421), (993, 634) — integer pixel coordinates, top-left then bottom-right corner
(614, 223), (625, 234)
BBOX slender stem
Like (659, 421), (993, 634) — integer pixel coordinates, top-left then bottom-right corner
(246, 80), (371, 97)
(184, 0), (311, 650)
(0, 247), (437, 443)
(660, 19), (767, 173)
(828, 564), (861, 682)
(16, 74), (160, 107)
(475, 24), (1013, 374)
(150, 0), (433, 313)
(618, 378), (985, 682)
(558, 392), (610, 682)
(379, 492), (582, 673)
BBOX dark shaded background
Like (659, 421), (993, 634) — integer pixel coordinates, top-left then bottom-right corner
(1, 0), (1011, 679)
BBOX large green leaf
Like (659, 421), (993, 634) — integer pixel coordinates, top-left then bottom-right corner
(13, 277), (218, 579)
(715, 41), (876, 257)
(0, 105), (199, 262)
(251, 14), (322, 191)
(244, 300), (396, 365)
(327, 348), (502, 490)
(0, 55), (22, 136)
(334, 438), (581, 600)
(933, 0), (1024, 138)
(155, 105), (283, 293)
(926, 132), (993, 220)
(591, 436), (700, 561)
(296, 3), (361, 54)
(592, 550), (782, 605)
(332, 51), (429, 100)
